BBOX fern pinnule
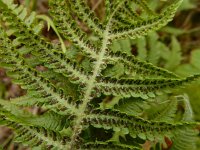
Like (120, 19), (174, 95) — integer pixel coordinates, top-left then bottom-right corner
(147, 98), (178, 122)
(108, 0), (183, 40)
(0, 1), (89, 86)
(95, 75), (200, 99)
(105, 51), (179, 78)
(49, 0), (100, 59)
(0, 100), (68, 132)
(9, 122), (69, 149)
(0, 28), (79, 115)
(82, 109), (198, 142)
(0, 106), (70, 149)
(69, 0), (104, 34)
(111, 0), (155, 28)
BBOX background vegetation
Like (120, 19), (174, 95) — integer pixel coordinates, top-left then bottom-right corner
(0, 0), (200, 149)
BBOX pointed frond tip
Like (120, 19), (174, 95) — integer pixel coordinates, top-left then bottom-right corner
(109, 0), (183, 40)
(94, 74), (200, 99)
(82, 109), (198, 142)
(105, 51), (179, 79)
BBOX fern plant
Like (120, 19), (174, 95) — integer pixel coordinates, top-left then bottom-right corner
(0, 0), (200, 149)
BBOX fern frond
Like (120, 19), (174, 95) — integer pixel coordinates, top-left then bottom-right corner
(82, 141), (140, 150)
(171, 95), (198, 150)
(133, 0), (155, 15)
(42, 50), (89, 84)
(105, 0), (111, 21)
(36, 14), (67, 53)
(147, 97), (178, 122)
(113, 9), (142, 28)
(112, 0), (155, 28)
(0, 36), (78, 115)
(1, 119), (70, 149)
(0, 0), (43, 34)
(0, 106), (70, 149)
(68, 0), (104, 34)
(0, 1), (89, 84)
(105, 51), (179, 78)
(171, 128), (198, 150)
(1, 0), (198, 149)
(0, 63), (78, 115)
(115, 97), (150, 116)
(82, 109), (197, 142)
(0, 100), (67, 131)
(95, 75), (200, 99)
(108, 0), (182, 40)
(11, 95), (77, 116)
(37, 69), (80, 101)
(18, 111), (68, 132)
(48, 0), (99, 59)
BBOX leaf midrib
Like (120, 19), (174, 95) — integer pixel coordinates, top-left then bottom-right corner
(69, 25), (110, 149)
(69, 1), (126, 148)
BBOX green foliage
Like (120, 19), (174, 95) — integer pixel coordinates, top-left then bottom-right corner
(176, 49), (200, 76)
(170, 95), (198, 150)
(0, 0), (199, 149)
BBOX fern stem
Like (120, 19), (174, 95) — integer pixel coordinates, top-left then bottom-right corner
(69, 2), (126, 149)
(69, 26), (110, 150)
